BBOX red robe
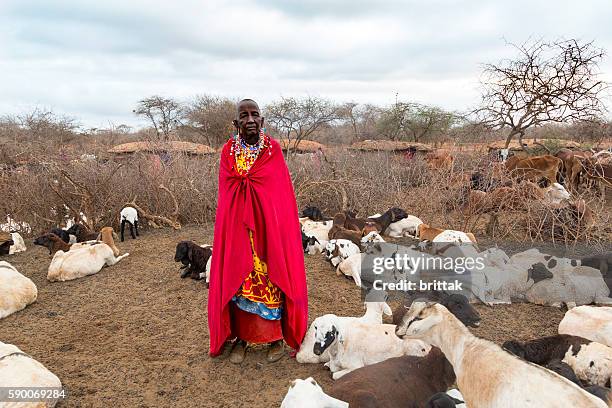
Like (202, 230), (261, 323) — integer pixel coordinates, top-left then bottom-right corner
(207, 137), (308, 356)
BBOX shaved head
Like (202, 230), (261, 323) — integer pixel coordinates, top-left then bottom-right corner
(236, 99), (259, 116)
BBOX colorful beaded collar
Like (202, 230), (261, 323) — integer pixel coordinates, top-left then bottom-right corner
(229, 130), (272, 174)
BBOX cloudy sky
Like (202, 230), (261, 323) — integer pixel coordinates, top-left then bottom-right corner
(1, 0), (611, 129)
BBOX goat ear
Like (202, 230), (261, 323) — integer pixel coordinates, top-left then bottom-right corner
(96, 233), (102, 240)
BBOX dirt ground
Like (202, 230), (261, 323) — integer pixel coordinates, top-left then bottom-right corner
(0, 225), (606, 407)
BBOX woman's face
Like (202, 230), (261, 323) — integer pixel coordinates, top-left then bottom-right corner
(235, 100), (264, 138)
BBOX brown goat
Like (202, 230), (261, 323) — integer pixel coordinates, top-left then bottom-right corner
(329, 225), (373, 246)
(33, 233), (72, 255)
(416, 224), (445, 241)
(328, 347), (456, 407)
(97, 227), (120, 256)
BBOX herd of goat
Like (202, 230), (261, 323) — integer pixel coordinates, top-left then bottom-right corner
(0, 146), (611, 406)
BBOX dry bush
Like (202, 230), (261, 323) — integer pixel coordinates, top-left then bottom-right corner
(2, 148), (609, 247)
(1, 154), (219, 236)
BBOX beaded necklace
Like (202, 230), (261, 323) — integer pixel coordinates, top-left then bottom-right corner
(229, 129), (271, 175)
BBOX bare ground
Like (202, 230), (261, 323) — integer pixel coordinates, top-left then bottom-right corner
(0, 225), (601, 407)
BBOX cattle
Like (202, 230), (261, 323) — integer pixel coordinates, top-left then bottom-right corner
(425, 150), (454, 170)
(506, 154), (563, 185)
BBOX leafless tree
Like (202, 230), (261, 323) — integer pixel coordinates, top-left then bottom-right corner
(265, 96), (343, 153)
(133, 96), (185, 141)
(184, 95), (236, 147)
(476, 39), (607, 149)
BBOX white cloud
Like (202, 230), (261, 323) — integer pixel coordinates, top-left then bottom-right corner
(0, 0), (610, 128)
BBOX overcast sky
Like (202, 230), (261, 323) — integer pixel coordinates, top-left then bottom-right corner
(1, 0), (611, 129)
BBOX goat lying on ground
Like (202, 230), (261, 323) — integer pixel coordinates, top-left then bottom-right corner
(47, 242), (129, 282)
(559, 306), (612, 348)
(396, 302), (608, 408)
(174, 241), (213, 285)
(503, 334), (612, 387)
(345, 207), (408, 234)
(392, 290), (481, 328)
(0, 261), (37, 320)
(66, 223), (98, 242)
(7, 232), (26, 254)
(296, 301), (393, 364)
(120, 206), (139, 241)
(0, 340), (63, 405)
(327, 347), (456, 408)
(0, 232), (13, 256)
(33, 233), (72, 255)
(324, 239), (360, 267)
(50, 228), (71, 243)
(301, 206), (328, 222)
(281, 378), (348, 408)
(314, 315), (430, 379)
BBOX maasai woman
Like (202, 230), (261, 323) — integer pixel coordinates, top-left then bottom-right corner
(208, 99), (308, 364)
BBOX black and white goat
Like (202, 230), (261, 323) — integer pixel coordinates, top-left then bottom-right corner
(120, 206), (139, 242)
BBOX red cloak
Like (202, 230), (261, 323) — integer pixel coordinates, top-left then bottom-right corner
(207, 137), (308, 356)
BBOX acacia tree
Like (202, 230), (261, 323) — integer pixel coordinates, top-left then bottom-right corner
(378, 101), (458, 142)
(133, 96), (185, 141)
(476, 39), (607, 149)
(265, 96), (342, 154)
(184, 95), (236, 148)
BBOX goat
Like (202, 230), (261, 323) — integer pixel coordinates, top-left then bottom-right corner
(47, 243), (129, 282)
(503, 335), (612, 388)
(392, 290), (481, 328)
(120, 206), (139, 241)
(98, 227), (120, 256)
(0, 232), (13, 256)
(0, 340), (63, 403)
(313, 315), (430, 379)
(0, 261), (37, 319)
(301, 206), (327, 222)
(281, 378), (348, 408)
(6, 232), (26, 254)
(50, 228), (70, 243)
(426, 391), (466, 408)
(174, 241), (213, 285)
(346, 207), (408, 234)
(385, 215), (423, 237)
(324, 239), (360, 267)
(296, 300), (393, 364)
(559, 306), (612, 348)
(66, 223), (98, 243)
(395, 302), (608, 408)
(33, 233), (72, 255)
(327, 347), (456, 408)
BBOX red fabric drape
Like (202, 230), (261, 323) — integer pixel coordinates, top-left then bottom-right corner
(207, 137), (308, 356)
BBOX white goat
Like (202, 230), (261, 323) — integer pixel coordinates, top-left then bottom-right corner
(0, 261), (37, 319)
(563, 342), (612, 388)
(385, 215), (423, 238)
(361, 231), (385, 246)
(559, 306), (612, 348)
(296, 301), (393, 364)
(302, 220), (333, 243)
(8, 232), (26, 254)
(314, 316), (431, 380)
(325, 239), (360, 267)
(47, 243), (129, 282)
(335, 253), (363, 287)
(0, 341), (63, 405)
(395, 302), (608, 408)
(281, 378), (348, 408)
(544, 182), (571, 206)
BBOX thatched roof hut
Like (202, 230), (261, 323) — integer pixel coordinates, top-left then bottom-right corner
(487, 139), (582, 151)
(277, 139), (325, 153)
(108, 141), (216, 156)
(349, 140), (433, 152)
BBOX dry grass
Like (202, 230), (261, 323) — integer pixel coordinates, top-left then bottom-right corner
(1, 149), (609, 247)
